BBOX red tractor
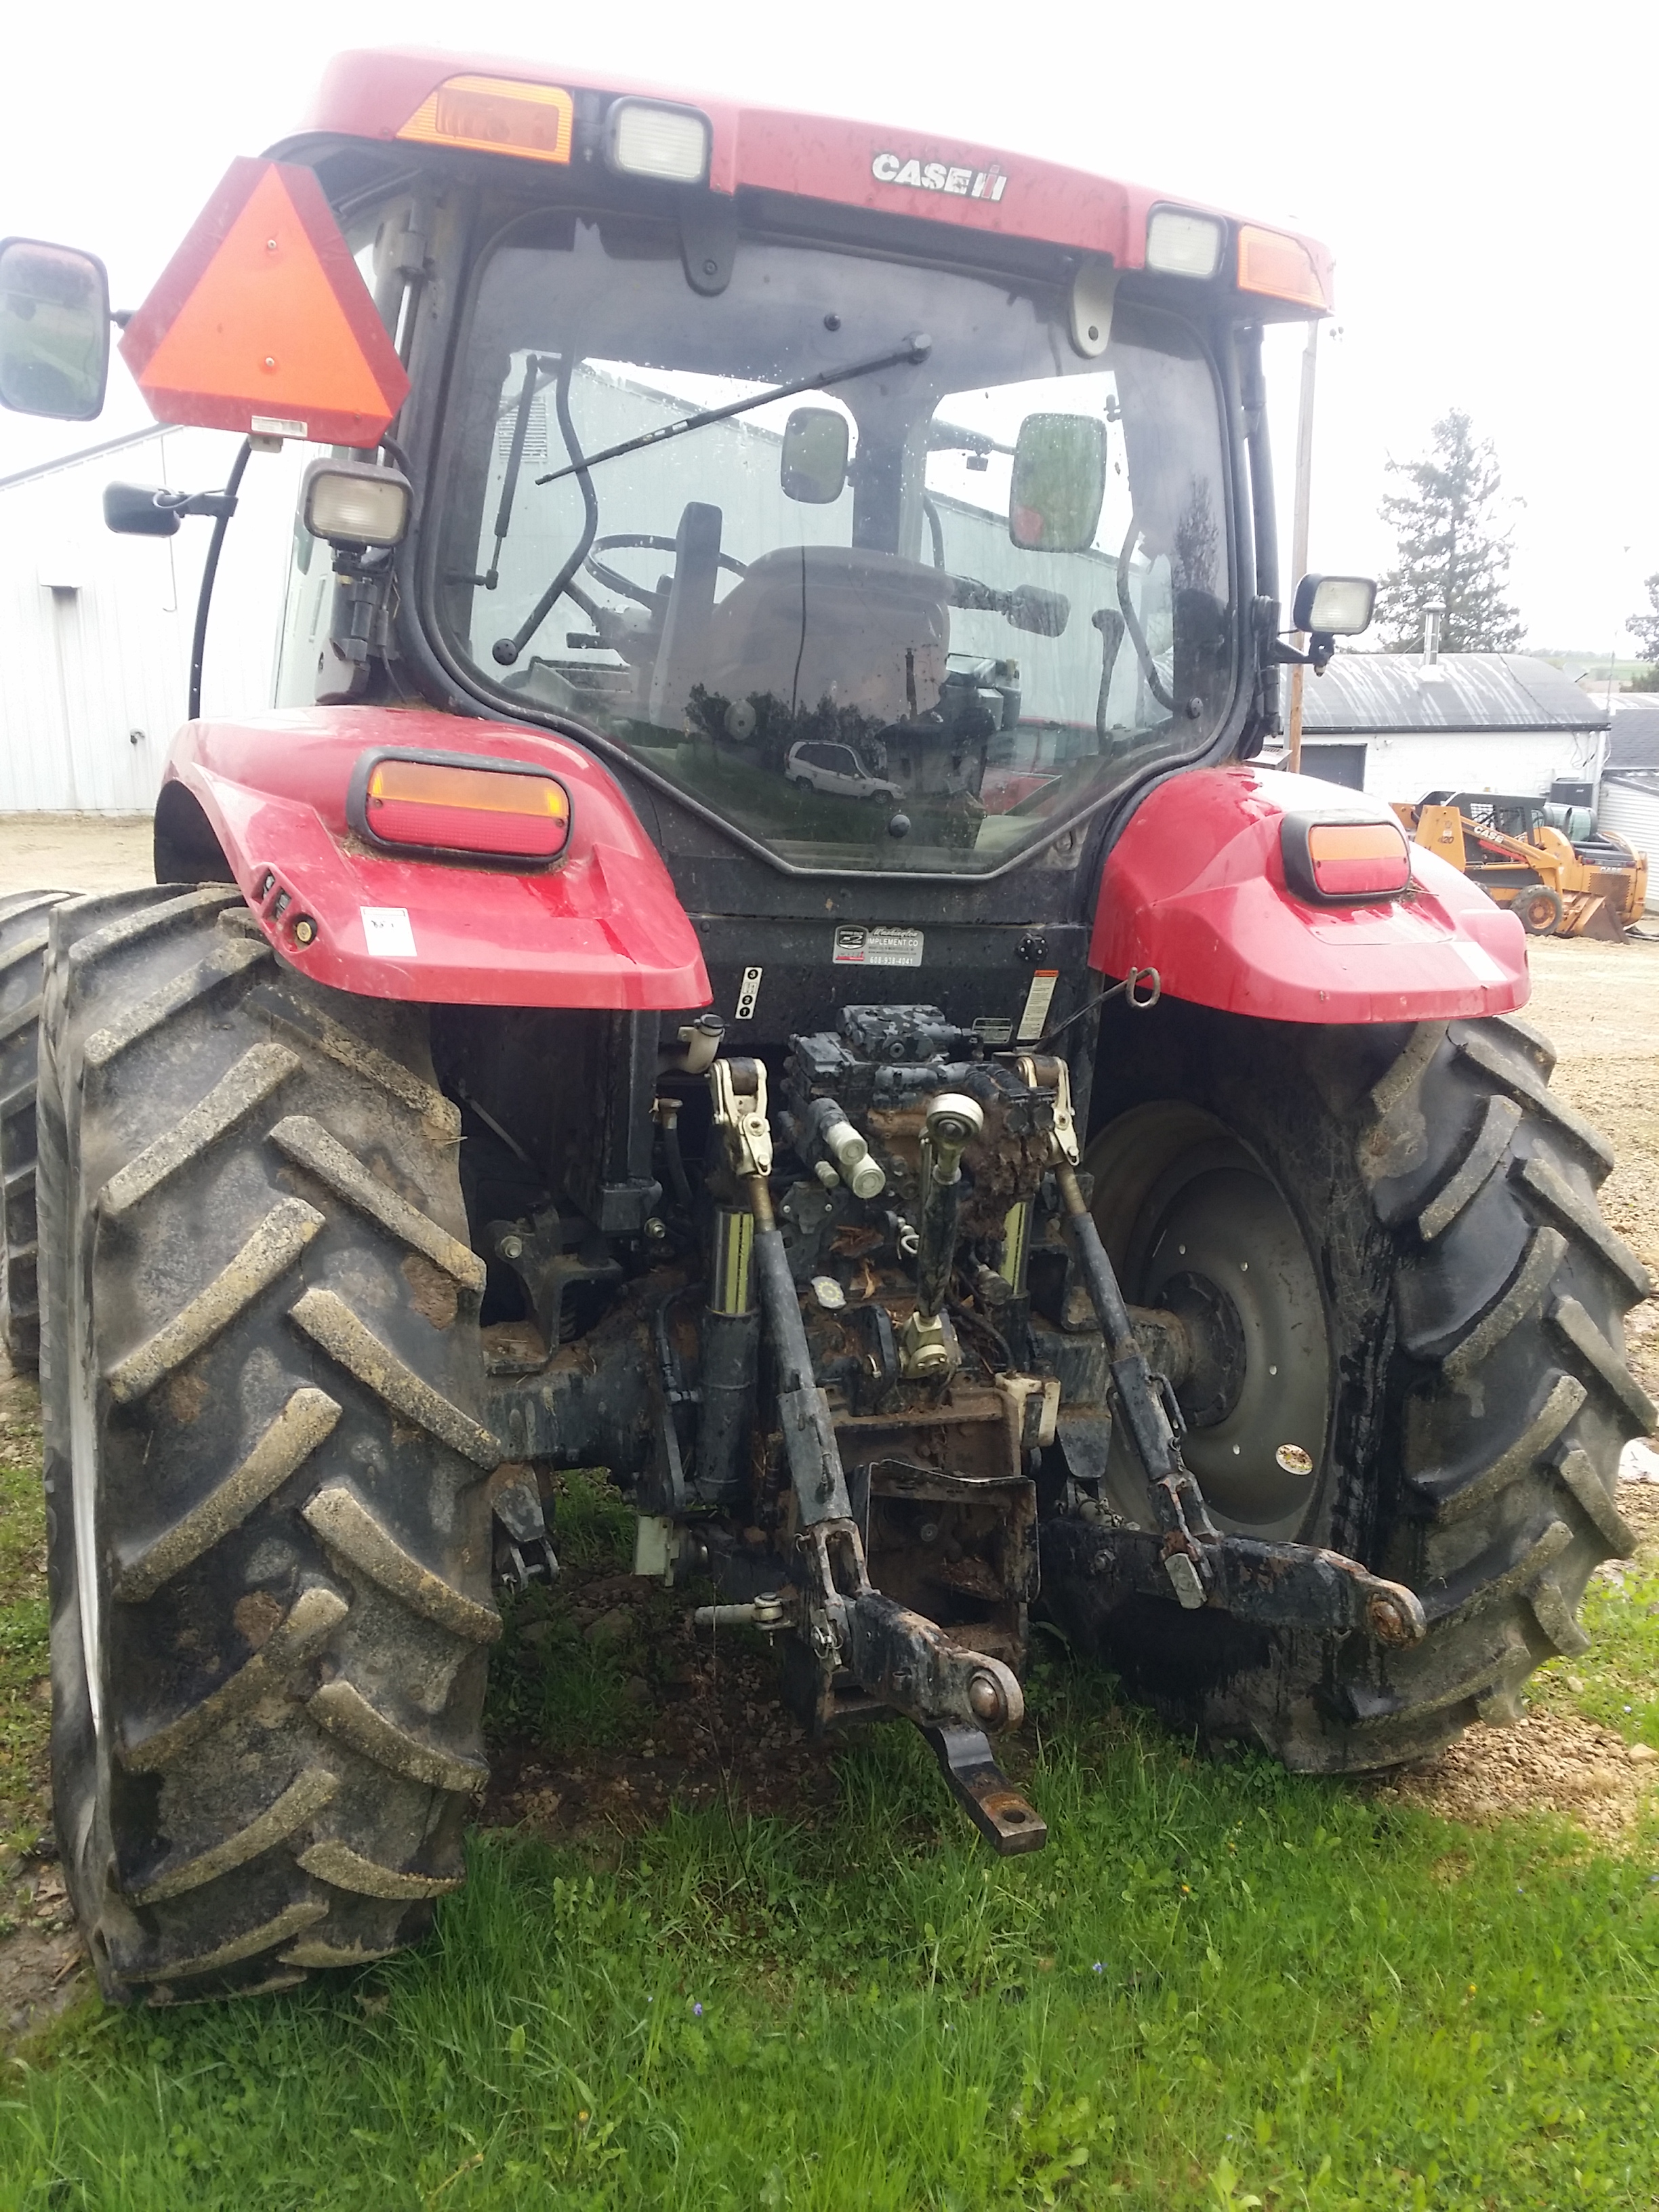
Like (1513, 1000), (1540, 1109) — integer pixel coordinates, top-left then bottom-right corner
(0, 53), (1647, 2006)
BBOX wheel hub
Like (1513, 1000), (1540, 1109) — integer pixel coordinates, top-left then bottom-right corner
(1088, 1107), (1332, 1542)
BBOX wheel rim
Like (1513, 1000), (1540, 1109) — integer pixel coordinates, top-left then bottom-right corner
(1084, 1103), (1332, 1540)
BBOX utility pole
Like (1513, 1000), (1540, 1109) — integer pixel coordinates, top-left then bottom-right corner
(1286, 318), (1319, 772)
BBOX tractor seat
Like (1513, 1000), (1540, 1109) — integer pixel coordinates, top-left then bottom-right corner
(702, 546), (951, 725)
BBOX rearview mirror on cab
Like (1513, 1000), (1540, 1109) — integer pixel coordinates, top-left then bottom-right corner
(1008, 413), (1106, 554)
(780, 407), (849, 504)
(0, 238), (110, 421)
(103, 483), (180, 537)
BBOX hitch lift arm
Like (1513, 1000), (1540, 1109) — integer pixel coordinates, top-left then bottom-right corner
(1021, 1054), (1425, 1650)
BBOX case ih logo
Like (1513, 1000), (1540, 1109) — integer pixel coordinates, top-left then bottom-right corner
(871, 152), (1008, 203)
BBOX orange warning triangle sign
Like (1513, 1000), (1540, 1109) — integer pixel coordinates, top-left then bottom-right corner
(121, 158), (409, 449)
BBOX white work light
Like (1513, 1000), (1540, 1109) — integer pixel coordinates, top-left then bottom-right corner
(1293, 574), (1377, 636)
(1145, 208), (1225, 280)
(607, 100), (712, 185)
(301, 459), (412, 549)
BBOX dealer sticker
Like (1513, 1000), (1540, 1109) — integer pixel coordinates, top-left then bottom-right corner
(361, 907), (417, 959)
(833, 925), (924, 968)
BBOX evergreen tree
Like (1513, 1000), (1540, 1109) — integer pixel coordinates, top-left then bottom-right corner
(1374, 409), (1525, 653)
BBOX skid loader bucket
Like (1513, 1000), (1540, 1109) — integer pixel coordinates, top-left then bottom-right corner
(1563, 894), (1625, 941)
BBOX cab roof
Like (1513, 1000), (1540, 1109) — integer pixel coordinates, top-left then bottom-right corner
(293, 47), (1334, 314)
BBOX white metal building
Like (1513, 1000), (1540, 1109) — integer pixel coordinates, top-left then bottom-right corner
(0, 426), (304, 813)
(1290, 653), (1609, 805)
(1593, 699), (1659, 909)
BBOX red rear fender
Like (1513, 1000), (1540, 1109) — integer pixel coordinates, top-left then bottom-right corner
(162, 706), (709, 1010)
(1090, 765), (1529, 1023)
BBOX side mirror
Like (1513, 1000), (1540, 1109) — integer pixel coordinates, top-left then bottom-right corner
(1006, 583), (1070, 637)
(780, 407), (849, 504)
(1008, 413), (1106, 553)
(104, 483), (180, 537)
(1292, 574), (1376, 636)
(0, 237), (110, 421)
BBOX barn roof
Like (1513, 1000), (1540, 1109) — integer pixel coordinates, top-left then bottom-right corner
(1298, 654), (1608, 737)
(1604, 701), (1659, 771)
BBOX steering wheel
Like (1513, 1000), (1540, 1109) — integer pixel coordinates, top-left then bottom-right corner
(586, 533), (749, 612)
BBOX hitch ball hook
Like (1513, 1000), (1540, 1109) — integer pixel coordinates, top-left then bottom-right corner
(968, 1668), (1012, 1727)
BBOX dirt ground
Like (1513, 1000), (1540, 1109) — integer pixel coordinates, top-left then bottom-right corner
(1375, 1704), (1659, 1851)
(1, 825), (1657, 2039)
(0, 814), (153, 902)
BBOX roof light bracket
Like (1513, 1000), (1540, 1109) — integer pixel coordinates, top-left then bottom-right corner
(679, 187), (737, 298)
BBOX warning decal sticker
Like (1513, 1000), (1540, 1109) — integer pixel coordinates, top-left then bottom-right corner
(1015, 969), (1059, 1042)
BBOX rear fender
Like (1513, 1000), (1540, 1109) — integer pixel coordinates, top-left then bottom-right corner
(1090, 765), (1528, 1022)
(160, 705), (709, 1010)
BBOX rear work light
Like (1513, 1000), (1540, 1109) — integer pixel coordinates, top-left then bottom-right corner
(1282, 813), (1411, 903)
(351, 752), (571, 865)
(1145, 207), (1225, 280)
(302, 459), (411, 549)
(607, 100), (712, 184)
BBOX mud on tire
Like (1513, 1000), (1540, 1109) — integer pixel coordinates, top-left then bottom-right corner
(1042, 1001), (1652, 1772)
(39, 886), (500, 2003)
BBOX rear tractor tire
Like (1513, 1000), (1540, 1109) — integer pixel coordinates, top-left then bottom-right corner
(1, 889), (75, 1366)
(1041, 999), (1651, 1771)
(38, 886), (501, 2003)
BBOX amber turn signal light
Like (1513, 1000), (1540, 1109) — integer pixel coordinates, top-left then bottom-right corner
(352, 752), (571, 863)
(1281, 813), (1410, 903)
(1237, 225), (1330, 312)
(396, 75), (575, 165)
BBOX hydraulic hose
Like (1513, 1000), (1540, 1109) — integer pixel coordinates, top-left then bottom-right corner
(187, 436), (252, 721)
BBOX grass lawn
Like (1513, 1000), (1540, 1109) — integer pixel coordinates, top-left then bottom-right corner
(0, 1385), (47, 1872)
(2, 1412), (1657, 2209)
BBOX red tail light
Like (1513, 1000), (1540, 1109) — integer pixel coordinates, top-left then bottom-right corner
(352, 752), (571, 863)
(1282, 813), (1410, 903)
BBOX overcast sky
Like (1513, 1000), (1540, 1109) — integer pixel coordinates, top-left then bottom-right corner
(5, 0), (1655, 653)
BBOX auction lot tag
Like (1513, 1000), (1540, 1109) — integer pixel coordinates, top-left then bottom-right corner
(833, 925), (924, 968)
(361, 907), (417, 958)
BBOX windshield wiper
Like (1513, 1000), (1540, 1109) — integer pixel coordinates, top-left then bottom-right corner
(532, 333), (933, 488)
